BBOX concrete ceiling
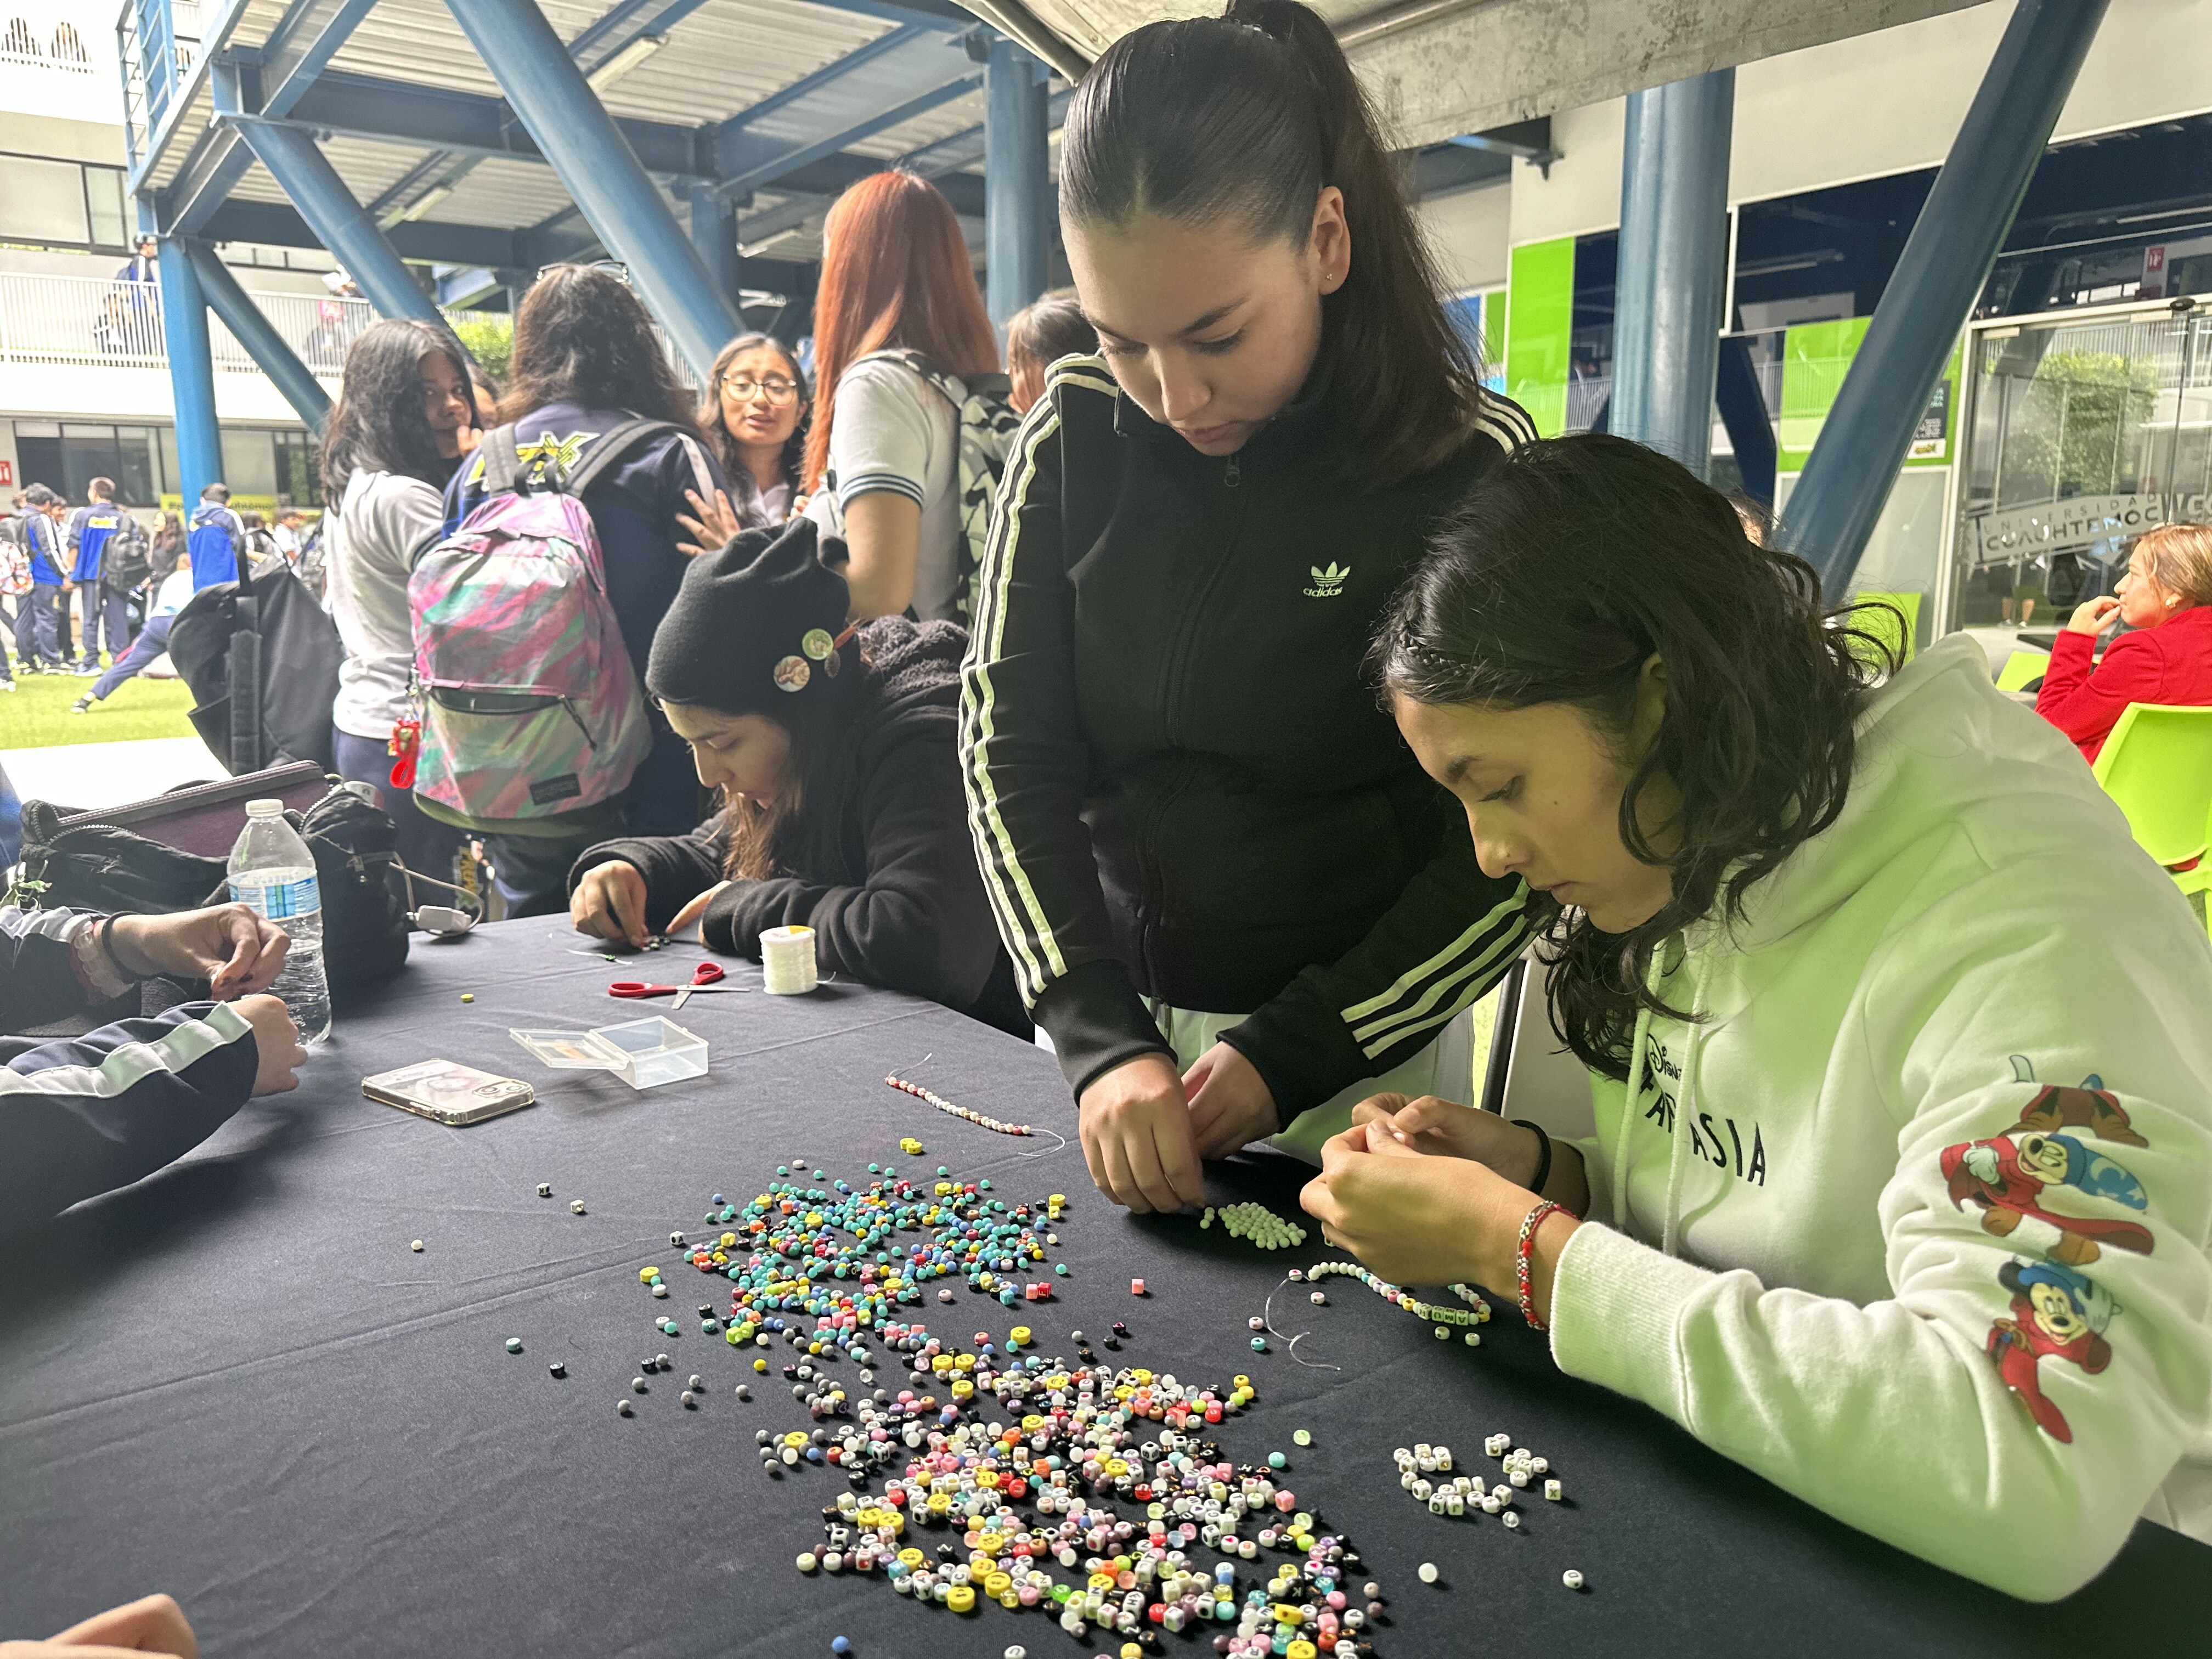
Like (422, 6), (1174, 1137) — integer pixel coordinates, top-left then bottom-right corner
(1006, 0), (1992, 149)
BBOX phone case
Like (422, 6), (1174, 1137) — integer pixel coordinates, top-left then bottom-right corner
(363, 1059), (536, 1125)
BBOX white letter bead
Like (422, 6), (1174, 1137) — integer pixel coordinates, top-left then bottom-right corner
(1545, 1479), (1563, 1501)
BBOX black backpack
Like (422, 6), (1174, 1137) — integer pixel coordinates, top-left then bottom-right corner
(14, 782), (409, 1002)
(168, 554), (343, 774)
(103, 516), (151, 588)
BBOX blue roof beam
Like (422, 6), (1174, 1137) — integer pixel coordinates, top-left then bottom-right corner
(715, 69), (983, 197)
(157, 0), (381, 233)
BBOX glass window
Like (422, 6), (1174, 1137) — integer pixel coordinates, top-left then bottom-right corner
(85, 166), (129, 250)
(271, 429), (323, 509)
(115, 426), (158, 506)
(0, 155), (90, 245)
(219, 428), (279, 500)
(60, 423), (123, 502)
(157, 425), (180, 507)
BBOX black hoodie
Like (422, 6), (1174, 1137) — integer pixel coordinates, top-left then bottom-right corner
(961, 356), (1537, 1124)
(571, 618), (1026, 1038)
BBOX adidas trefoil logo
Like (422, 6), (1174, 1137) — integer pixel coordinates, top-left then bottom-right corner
(1304, 561), (1351, 599)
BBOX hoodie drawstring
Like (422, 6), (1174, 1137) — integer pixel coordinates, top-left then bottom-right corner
(1612, 1001), (1652, 1234)
(1658, 950), (1717, 1259)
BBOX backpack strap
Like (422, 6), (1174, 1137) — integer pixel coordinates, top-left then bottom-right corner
(563, 417), (687, 498)
(854, 348), (966, 412)
(476, 424), (527, 496)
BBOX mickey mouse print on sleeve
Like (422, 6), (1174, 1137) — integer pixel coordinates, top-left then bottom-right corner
(1943, 1058), (2153, 1446)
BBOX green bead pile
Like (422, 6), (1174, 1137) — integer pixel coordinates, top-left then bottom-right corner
(1200, 1203), (1307, 1251)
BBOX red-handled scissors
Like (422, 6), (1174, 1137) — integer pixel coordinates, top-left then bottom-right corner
(609, 961), (729, 1009)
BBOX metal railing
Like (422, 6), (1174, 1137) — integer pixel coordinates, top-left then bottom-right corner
(0, 271), (516, 383)
(117, 0), (198, 176)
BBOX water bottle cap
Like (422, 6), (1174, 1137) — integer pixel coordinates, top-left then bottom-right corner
(245, 799), (284, 816)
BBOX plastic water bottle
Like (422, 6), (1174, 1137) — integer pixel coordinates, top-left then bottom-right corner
(227, 798), (332, 1045)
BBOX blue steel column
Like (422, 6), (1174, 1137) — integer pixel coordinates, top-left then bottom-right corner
(1609, 67), (1733, 472)
(984, 36), (1048, 332)
(155, 236), (222, 510)
(441, 0), (742, 379)
(184, 239), (332, 435)
(1789, 0), (2108, 596)
(687, 181), (740, 309)
(230, 118), (450, 331)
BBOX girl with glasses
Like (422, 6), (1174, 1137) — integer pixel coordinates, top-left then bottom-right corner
(692, 332), (811, 535)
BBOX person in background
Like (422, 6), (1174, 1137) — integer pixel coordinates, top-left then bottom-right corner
(1, 902), (307, 1223)
(444, 263), (729, 913)
(803, 170), (1000, 622)
(14, 486), (68, 673)
(272, 506), (306, 564)
(1302, 432), (2212, 1599)
(568, 518), (1025, 1035)
(186, 484), (241, 589)
(690, 332), (809, 534)
(963, 0), (1536, 1212)
(147, 510), (184, 584)
(0, 494), (27, 690)
(63, 478), (131, 672)
(2036, 523), (2212, 764)
(321, 318), (477, 882)
(1003, 287), (1097, 415)
(0, 1591), (197, 1658)
(108, 234), (161, 358)
(71, 550), (193, 715)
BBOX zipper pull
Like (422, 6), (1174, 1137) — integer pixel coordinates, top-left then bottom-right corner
(1224, 454), (1241, 488)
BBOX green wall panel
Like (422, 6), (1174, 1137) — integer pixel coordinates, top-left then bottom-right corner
(1505, 237), (1574, 438)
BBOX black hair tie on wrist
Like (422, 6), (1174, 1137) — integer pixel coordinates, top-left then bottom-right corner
(1510, 1117), (1553, 1196)
(98, 914), (138, 984)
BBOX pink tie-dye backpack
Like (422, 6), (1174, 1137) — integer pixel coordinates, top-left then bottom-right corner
(405, 421), (672, 827)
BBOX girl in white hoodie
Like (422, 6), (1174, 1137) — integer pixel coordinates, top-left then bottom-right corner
(1301, 433), (2212, 1600)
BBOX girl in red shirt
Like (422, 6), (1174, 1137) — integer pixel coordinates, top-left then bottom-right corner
(2038, 522), (2212, 763)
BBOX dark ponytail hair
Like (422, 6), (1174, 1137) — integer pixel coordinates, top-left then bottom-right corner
(1059, 0), (1486, 488)
(1374, 435), (1892, 1077)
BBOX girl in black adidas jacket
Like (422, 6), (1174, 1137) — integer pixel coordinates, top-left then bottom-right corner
(569, 518), (1026, 1039)
(961, 0), (1536, 1213)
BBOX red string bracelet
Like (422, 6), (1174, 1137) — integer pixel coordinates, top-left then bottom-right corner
(1517, 1200), (1568, 1331)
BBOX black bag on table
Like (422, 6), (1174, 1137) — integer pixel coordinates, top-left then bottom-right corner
(13, 778), (409, 1002)
(167, 555), (343, 776)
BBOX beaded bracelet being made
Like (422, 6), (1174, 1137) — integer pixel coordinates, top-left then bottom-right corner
(1302, 1259), (1492, 1330)
(884, 1075), (1034, 1137)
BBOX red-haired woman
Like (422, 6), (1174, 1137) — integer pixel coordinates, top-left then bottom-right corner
(803, 170), (999, 622)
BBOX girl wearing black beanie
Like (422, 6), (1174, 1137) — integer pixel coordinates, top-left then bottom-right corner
(567, 518), (1025, 1037)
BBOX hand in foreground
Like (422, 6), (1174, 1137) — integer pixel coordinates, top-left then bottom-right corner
(1350, 1092), (1544, 1181)
(1183, 1042), (1279, 1159)
(667, 881), (731, 941)
(234, 995), (307, 1095)
(1301, 1120), (1575, 1300)
(0, 1592), (199, 1658)
(1077, 1052), (1206, 1215)
(109, 905), (288, 999)
(2064, 595), (2121, 636)
(569, 860), (651, 950)
(676, 488), (744, 558)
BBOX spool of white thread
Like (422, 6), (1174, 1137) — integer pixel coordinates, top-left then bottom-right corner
(760, 924), (819, 995)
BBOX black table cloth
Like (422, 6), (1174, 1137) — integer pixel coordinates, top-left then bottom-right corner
(2, 918), (2205, 1657)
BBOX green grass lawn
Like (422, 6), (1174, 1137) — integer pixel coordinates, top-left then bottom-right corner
(0, 662), (200, 748)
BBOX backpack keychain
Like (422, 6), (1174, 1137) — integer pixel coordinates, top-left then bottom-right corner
(388, 715), (421, 791)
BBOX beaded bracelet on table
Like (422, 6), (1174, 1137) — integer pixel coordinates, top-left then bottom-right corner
(1300, 1261), (1491, 1328)
(885, 1075), (1034, 1136)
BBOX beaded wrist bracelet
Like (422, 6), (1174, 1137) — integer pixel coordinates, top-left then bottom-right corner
(1516, 1200), (1567, 1331)
(884, 1075), (1034, 1137)
(1303, 1260), (1491, 1330)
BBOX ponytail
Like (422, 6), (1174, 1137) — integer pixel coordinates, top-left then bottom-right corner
(1060, 0), (1485, 488)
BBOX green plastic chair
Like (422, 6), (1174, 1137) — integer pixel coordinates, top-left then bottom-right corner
(1995, 649), (2051, 692)
(1850, 591), (1923, 668)
(2092, 703), (2212, 934)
